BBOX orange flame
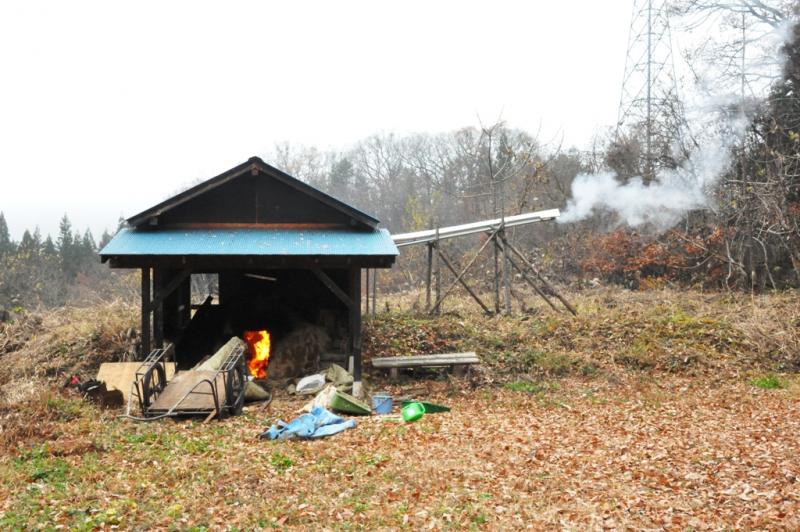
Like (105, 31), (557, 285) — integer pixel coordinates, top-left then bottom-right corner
(243, 330), (271, 379)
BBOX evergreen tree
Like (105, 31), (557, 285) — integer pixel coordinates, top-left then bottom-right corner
(77, 229), (98, 267)
(98, 229), (113, 250)
(42, 235), (57, 256)
(19, 230), (37, 254)
(0, 212), (12, 255)
(32, 227), (42, 250)
(57, 214), (78, 280)
(56, 214), (73, 255)
(81, 229), (97, 253)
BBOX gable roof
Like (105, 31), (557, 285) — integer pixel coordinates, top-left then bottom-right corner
(127, 157), (379, 230)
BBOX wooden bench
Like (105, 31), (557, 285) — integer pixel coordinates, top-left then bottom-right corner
(371, 352), (480, 381)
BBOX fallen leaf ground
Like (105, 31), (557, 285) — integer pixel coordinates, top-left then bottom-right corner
(1, 376), (799, 530)
(1, 288), (799, 529)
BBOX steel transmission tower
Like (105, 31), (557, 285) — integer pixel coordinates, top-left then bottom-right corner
(616, 0), (685, 180)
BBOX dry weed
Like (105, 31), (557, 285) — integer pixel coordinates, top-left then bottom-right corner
(0, 300), (137, 404)
(367, 286), (800, 378)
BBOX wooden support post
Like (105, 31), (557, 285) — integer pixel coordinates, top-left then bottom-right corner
(425, 242), (433, 311)
(433, 228), (441, 315)
(141, 267), (151, 357)
(429, 227), (500, 314)
(364, 268), (370, 315)
(499, 235), (578, 316)
(149, 268), (191, 310)
(493, 231), (500, 314)
(153, 268), (164, 348)
(348, 266), (363, 386)
(371, 269), (377, 316)
(162, 269), (190, 341)
(149, 268), (191, 347)
(178, 275), (191, 329)
(501, 227), (511, 315)
(504, 248), (561, 313)
(431, 246), (493, 315)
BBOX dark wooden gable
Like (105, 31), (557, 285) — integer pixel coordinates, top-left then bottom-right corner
(127, 157), (378, 230)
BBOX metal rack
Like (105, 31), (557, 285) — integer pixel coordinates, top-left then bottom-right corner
(384, 208), (576, 316)
(126, 343), (247, 420)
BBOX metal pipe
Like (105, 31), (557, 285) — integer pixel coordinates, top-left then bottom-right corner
(393, 209), (560, 247)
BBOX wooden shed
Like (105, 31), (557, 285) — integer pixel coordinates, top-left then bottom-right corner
(99, 157), (398, 388)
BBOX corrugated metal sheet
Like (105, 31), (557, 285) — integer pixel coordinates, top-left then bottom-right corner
(100, 228), (399, 256)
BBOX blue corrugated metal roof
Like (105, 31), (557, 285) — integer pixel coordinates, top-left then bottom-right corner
(100, 228), (399, 256)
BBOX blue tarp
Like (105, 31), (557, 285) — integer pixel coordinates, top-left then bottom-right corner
(259, 407), (357, 440)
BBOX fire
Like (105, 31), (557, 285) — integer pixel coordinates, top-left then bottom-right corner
(243, 330), (271, 379)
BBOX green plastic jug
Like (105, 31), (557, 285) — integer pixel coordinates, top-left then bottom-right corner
(401, 401), (425, 422)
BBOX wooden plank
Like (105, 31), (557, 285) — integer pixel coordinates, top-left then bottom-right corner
(149, 370), (227, 413)
(377, 353), (480, 362)
(373, 357), (480, 368)
(312, 267), (354, 309)
(372, 352), (480, 368)
(320, 352), (348, 362)
(373, 352), (479, 362)
(96, 362), (176, 403)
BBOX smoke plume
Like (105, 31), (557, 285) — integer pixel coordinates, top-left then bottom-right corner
(559, 18), (795, 231)
(558, 119), (744, 230)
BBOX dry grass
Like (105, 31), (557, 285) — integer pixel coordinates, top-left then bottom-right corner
(366, 286), (800, 378)
(0, 300), (138, 403)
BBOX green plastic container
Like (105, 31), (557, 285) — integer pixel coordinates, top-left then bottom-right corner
(329, 390), (371, 416)
(401, 400), (450, 414)
(401, 401), (425, 422)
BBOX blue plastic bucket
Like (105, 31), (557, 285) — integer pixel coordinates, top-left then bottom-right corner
(371, 394), (393, 415)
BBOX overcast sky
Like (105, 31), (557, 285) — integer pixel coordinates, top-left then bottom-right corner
(0, 1), (635, 239)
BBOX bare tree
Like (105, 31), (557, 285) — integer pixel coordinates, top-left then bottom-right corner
(672, 0), (797, 97)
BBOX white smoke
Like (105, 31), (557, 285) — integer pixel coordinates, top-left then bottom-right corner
(559, 115), (745, 230)
(559, 16), (795, 231)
